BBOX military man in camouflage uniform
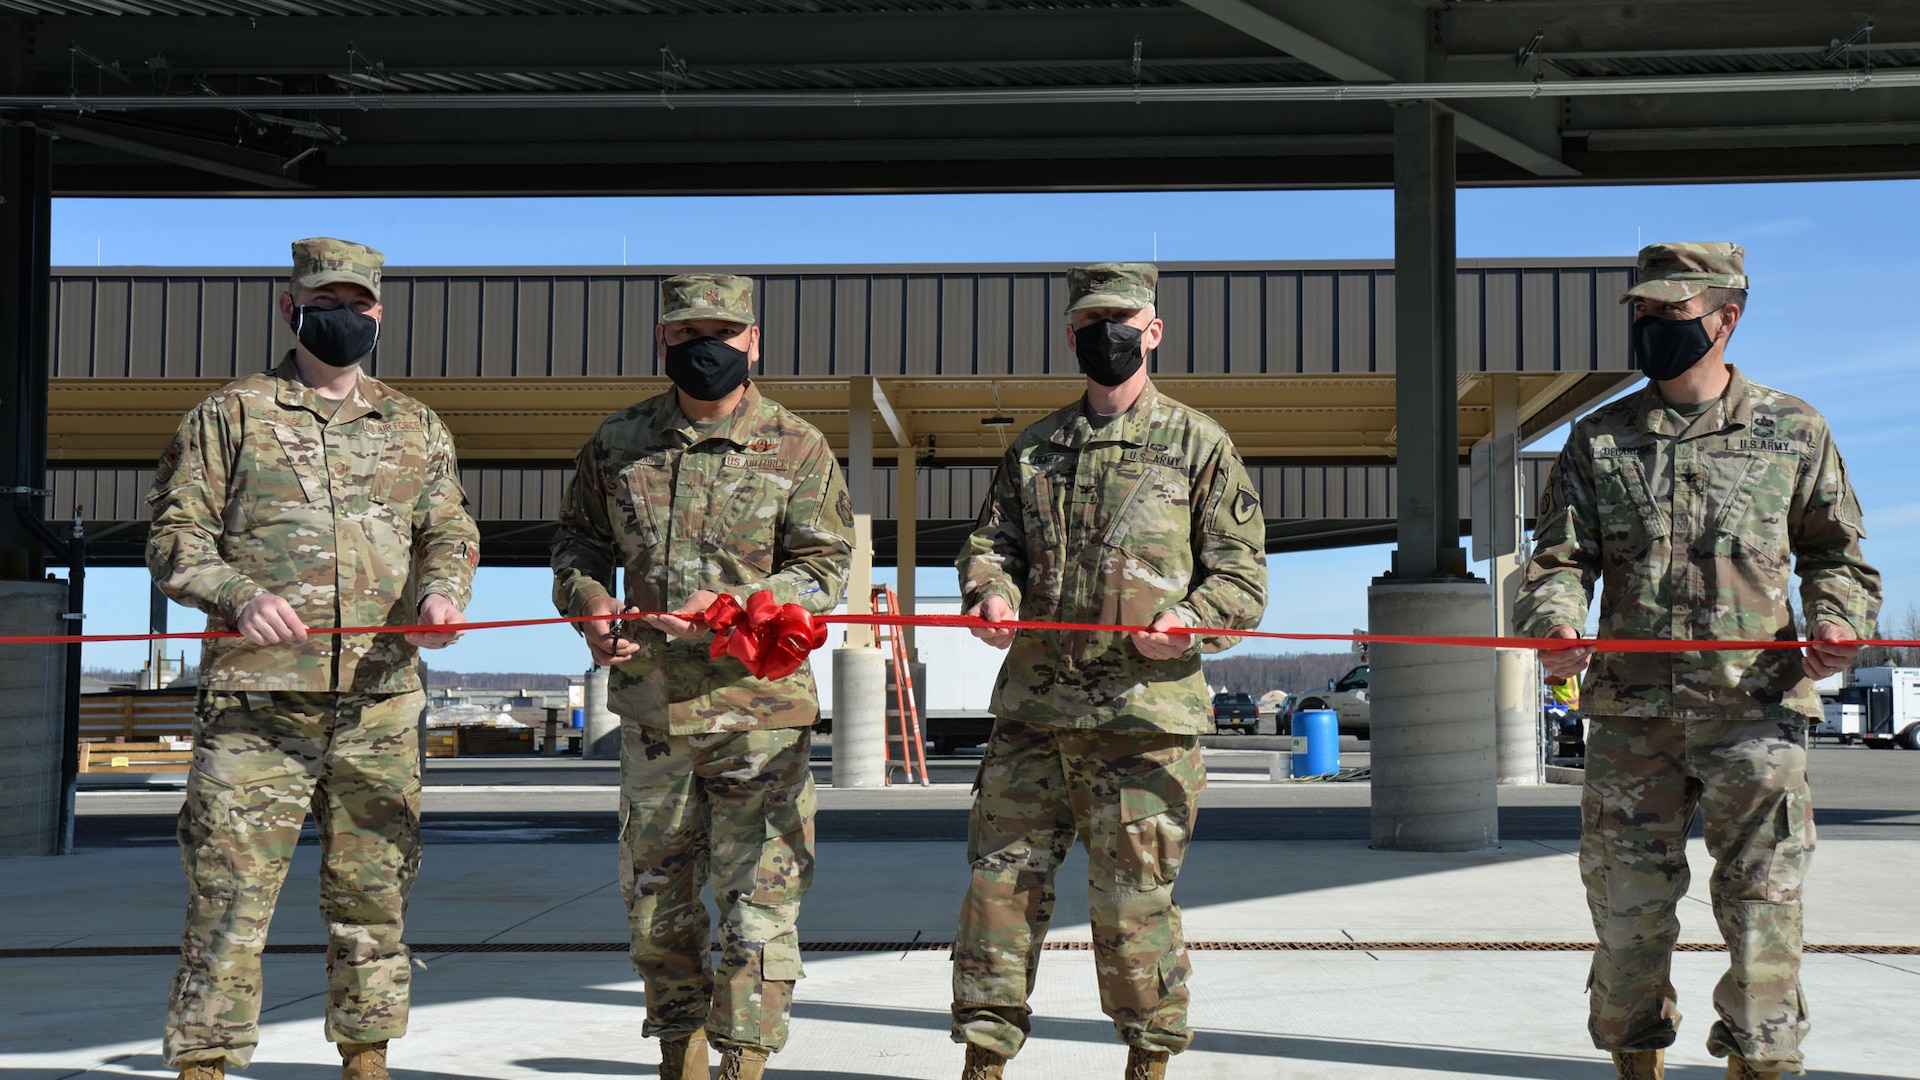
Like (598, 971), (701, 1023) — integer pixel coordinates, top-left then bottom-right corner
(149, 238), (480, 1080)
(551, 274), (854, 1080)
(1517, 243), (1881, 1080)
(952, 263), (1268, 1080)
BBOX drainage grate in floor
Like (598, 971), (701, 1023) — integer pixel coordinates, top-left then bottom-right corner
(5, 941), (1916, 959)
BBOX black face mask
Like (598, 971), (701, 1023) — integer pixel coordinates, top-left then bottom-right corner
(1631, 309), (1720, 382)
(294, 305), (380, 369)
(1073, 319), (1146, 387)
(664, 335), (752, 401)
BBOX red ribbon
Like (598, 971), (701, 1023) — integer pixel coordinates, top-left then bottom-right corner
(701, 592), (829, 680)
(0, 600), (1909, 663)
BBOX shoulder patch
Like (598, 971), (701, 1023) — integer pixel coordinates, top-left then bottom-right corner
(1232, 487), (1259, 525)
(837, 489), (855, 528)
(154, 437), (185, 486)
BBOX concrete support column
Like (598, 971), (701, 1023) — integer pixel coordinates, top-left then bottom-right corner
(582, 665), (619, 760)
(1369, 581), (1497, 851)
(894, 446), (918, 657)
(844, 377), (875, 648)
(1488, 376), (1542, 784)
(0, 581), (66, 857)
(831, 646), (887, 789)
(146, 584), (170, 690)
(1373, 101), (1497, 849)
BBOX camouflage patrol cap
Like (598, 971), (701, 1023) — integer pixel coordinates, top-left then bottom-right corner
(660, 273), (756, 326)
(1065, 262), (1158, 314)
(291, 237), (383, 301)
(1619, 242), (1749, 304)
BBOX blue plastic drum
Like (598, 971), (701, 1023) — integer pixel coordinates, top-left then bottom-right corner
(1290, 709), (1340, 778)
(571, 707), (586, 730)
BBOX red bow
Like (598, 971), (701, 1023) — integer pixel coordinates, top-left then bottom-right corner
(701, 591), (829, 680)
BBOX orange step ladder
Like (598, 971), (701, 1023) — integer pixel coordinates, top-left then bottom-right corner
(873, 586), (931, 786)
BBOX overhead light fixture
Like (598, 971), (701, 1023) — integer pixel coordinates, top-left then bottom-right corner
(981, 415), (1014, 427)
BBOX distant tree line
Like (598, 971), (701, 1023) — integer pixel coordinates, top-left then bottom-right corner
(1201, 650), (1364, 697)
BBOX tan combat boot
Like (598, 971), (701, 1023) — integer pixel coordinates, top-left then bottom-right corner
(716, 1046), (769, 1080)
(659, 1029), (710, 1080)
(1612, 1049), (1664, 1079)
(1725, 1055), (1782, 1080)
(177, 1062), (225, 1080)
(962, 1044), (1007, 1079)
(1125, 1046), (1170, 1080)
(340, 1040), (389, 1080)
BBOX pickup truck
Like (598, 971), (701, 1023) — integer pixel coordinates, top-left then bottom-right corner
(1210, 691), (1260, 734)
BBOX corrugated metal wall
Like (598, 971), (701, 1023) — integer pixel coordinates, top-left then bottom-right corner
(50, 259), (1636, 380)
(51, 457), (1561, 526)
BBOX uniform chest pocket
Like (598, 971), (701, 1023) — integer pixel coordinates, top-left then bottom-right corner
(706, 466), (781, 574)
(365, 421), (429, 515)
(1101, 463), (1191, 566)
(617, 459), (670, 557)
(1019, 460), (1070, 546)
(1702, 453), (1794, 563)
(1594, 454), (1668, 553)
(250, 410), (327, 506)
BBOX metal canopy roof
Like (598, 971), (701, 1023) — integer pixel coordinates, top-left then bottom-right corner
(5, 1), (1919, 194)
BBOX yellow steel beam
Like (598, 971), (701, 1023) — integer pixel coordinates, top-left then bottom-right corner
(47, 373), (1622, 465)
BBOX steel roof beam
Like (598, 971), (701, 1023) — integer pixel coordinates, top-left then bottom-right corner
(38, 117), (311, 191)
(1177, 0), (1579, 178)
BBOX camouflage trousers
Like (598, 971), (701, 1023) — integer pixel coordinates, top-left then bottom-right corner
(1582, 714), (1815, 1073)
(951, 719), (1204, 1058)
(619, 722), (816, 1054)
(165, 689), (426, 1069)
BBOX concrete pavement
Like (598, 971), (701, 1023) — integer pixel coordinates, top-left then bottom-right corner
(6, 761), (1919, 1079)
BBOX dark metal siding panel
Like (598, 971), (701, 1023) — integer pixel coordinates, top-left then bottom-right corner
(1227, 271), (1263, 374)
(550, 279), (588, 377)
(199, 279), (238, 379)
(444, 278), (483, 377)
(1456, 270), (1485, 374)
(904, 275), (940, 376)
(370, 278), (410, 380)
(1595, 268), (1633, 366)
(1481, 270), (1519, 372)
(941, 276), (978, 376)
(48, 467), (150, 521)
(1267, 272), (1300, 374)
(1337, 272), (1375, 373)
(791, 276), (830, 375)
(585, 278), (625, 377)
(834, 276), (871, 377)
(1557, 270), (1595, 374)
(480, 279), (519, 377)
(516, 278), (554, 377)
(55, 278), (95, 377)
(1190, 271), (1227, 375)
(1010, 273), (1050, 377)
(1300, 272), (1336, 375)
(869, 276), (905, 376)
(1154, 269), (1189, 375)
(408, 278), (449, 378)
(625, 276), (661, 376)
(50, 262), (1636, 383)
(974, 274), (1011, 375)
(1373, 272), (1397, 374)
(1519, 269), (1559, 373)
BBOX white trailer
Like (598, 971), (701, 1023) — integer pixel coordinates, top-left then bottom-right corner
(1840, 666), (1920, 750)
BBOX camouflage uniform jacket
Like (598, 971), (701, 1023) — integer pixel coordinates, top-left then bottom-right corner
(958, 380), (1268, 734)
(147, 354), (479, 693)
(551, 383), (855, 735)
(1516, 366), (1880, 721)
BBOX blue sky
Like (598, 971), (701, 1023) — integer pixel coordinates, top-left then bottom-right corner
(53, 182), (1920, 674)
